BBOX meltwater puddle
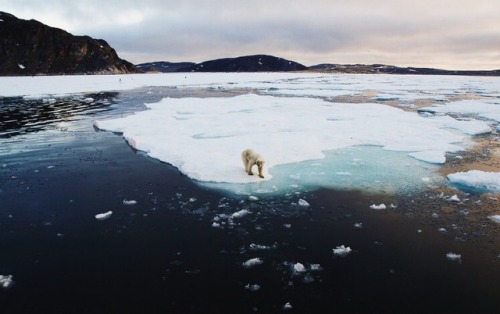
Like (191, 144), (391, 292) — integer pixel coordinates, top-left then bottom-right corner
(201, 145), (443, 196)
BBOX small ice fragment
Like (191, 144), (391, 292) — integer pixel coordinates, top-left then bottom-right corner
(354, 222), (363, 228)
(431, 213), (439, 218)
(447, 195), (460, 202)
(123, 199), (137, 205)
(417, 229), (422, 233)
(242, 257), (263, 268)
(333, 245), (352, 256)
(446, 252), (462, 262)
(211, 222), (221, 228)
(248, 195), (259, 201)
(0, 275), (14, 289)
(18, 64), (25, 69)
(283, 302), (293, 310)
(283, 224), (292, 229)
(95, 211), (112, 220)
(293, 262), (306, 273)
(298, 199), (310, 207)
(310, 264), (322, 271)
(249, 243), (271, 250)
(370, 203), (386, 210)
(438, 228), (447, 232)
(389, 203), (398, 209)
(244, 283), (261, 292)
(488, 215), (500, 223)
(422, 177), (431, 182)
(189, 197), (197, 203)
(231, 209), (251, 219)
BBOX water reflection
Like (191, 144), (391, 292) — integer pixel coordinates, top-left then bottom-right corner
(0, 92), (118, 138)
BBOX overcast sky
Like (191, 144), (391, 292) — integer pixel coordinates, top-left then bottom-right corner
(3, 0), (499, 70)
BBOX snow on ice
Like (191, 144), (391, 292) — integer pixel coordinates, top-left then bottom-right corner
(447, 170), (500, 193)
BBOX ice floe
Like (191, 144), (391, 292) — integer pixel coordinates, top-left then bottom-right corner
(242, 257), (264, 268)
(333, 245), (352, 256)
(446, 252), (462, 262)
(447, 170), (500, 193)
(0, 275), (14, 289)
(95, 211), (113, 220)
(488, 215), (500, 223)
(370, 204), (387, 210)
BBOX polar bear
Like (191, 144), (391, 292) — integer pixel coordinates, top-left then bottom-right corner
(241, 149), (265, 179)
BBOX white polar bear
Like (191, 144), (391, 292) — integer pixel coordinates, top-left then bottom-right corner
(241, 149), (265, 179)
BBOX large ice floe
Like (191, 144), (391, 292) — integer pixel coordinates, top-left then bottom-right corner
(2, 72), (499, 195)
(94, 93), (469, 194)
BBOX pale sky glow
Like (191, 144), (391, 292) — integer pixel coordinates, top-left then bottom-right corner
(2, 0), (500, 70)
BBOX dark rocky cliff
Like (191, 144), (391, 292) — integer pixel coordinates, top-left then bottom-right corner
(177, 55), (307, 72)
(0, 11), (141, 75)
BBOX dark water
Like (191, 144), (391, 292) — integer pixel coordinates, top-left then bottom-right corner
(0, 89), (499, 313)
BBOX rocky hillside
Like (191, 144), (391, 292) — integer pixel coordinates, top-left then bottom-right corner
(176, 55), (307, 72)
(0, 11), (141, 75)
(136, 61), (196, 73)
(309, 63), (500, 76)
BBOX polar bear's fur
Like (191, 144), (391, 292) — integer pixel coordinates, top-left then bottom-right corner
(241, 149), (265, 179)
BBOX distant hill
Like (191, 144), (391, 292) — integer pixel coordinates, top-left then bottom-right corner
(0, 11), (141, 75)
(309, 63), (500, 76)
(175, 55), (307, 72)
(136, 61), (196, 73)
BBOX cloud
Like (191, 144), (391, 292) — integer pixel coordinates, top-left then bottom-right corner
(2, 0), (500, 69)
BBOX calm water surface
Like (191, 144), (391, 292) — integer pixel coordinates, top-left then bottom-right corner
(0, 88), (498, 313)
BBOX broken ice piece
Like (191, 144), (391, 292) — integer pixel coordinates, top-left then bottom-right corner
(370, 203), (386, 210)
(354, 222), (363, 228)
(244, 283), (261, 292)
(242, 257), (263, 268)
(95, 211), (112, 221)
(298, 199), (310, 207)
(283, 302), (293, 310)
(0, 275), (14, 289)
(231, 209), (251, 219)
(447, 195), (460, 202)
(488, 215), (500, 223)
(446, 252), (462, 262)
(293, 262), (306, 273)
(333, 245), (352, 257)
(123, 199), (137, 205)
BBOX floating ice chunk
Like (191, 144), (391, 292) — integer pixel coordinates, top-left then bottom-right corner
(297, 199), (310, 207)
(0, 275), (14, 289)
(370, 203), (386, 210)
(212, 222), (221, 228)
(447, 170), (500, 193)
(293, 263), (306, 273)
(248, 195), (259, 201)
(232, 209), (251, 219)
(488, 215), (500, 223)
(438, 228), (447, 232)
(408, 151), (446, 164)
(283, 302), (293, 310)
(242, 257), (263, 268)
(189, 198), (197, 203)
(283, 224), (292, 229)
(245, 283), (261, 292)
(447, 195), (461, 202)
(333, 245), (352, 256)
(123, 199), (137, 205)
(446, 252), (462, 262)
(310, 264), (322, 271)
(95, 211), (112, 220)
(18, 64), (25, 70)
(249, 243), (272, 250)
(354, 223), (363, 228)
